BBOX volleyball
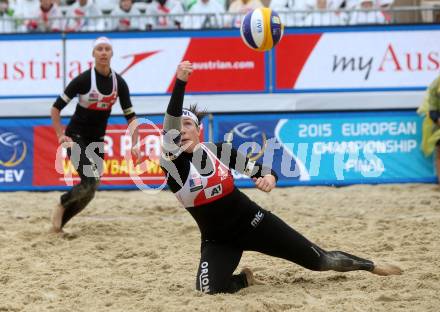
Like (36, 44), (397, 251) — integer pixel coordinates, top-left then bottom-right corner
(240, 8), (284, 52)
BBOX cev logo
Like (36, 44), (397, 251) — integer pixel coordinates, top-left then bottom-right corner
(0, 132), (27, 183)
(0, 132), (27, 167)
(232, 123), (267, 161)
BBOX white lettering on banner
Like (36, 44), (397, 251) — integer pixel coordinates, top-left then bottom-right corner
(341, 122), (416, 136)
(192, 60), (255, 70)
(144, 135), (161, 158)
(298, 124), (332, 137)
(120, 135), (132, 156)
(0, 169), (24, 182)
(344, 159), (385, 175)
(313, 140), (417, 154)
(80, 135), (162, 159)
(104, 136), (114, 157)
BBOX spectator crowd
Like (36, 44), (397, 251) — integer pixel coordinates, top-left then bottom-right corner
(0, 0), (396, 33)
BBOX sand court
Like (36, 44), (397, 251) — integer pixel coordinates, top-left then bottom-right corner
(0, 184), (439, 311)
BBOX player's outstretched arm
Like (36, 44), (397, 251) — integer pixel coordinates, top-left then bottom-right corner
(162, 61), (193, 156)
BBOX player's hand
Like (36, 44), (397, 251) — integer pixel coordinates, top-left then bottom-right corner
(176, 61), (193, 82)
(131, 145), (142, 165)
(253, 175), (276, 193)
(58, 135), (73, 148)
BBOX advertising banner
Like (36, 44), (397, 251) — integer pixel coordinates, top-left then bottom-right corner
(65, 36), (265, 94)
(0, 34), (266, 98)
(213, 111), (436, 186)
(0, 122), (34, 189)
(0, 115), (205, 191)
(0, 38), (64, 96)
(4, 27), (439, 99)
(275, 29), (440, 91)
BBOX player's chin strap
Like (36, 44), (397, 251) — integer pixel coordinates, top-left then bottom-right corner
(182, 109), (199, 126)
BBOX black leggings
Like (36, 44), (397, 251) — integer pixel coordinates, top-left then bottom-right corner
(60, 133), (104, 228)
(196, 210), (374, 294)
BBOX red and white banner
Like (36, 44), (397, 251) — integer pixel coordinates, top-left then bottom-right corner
(34, 124), (164, 186)
(0, 36), (265, 97)
(0, 40), (64, 96)
(276, 31), (440, 90)
(32, 121), (204, 188)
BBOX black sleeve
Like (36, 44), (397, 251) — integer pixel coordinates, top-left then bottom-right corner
(213, 142), (278, 182)
(160, 154), (190, 193)
(53, 71), (89, 111)
(117, 74), (136, 120)
(429, 110), (439, 123)
(161, 78), (187, 157)
(167, 79), (187, 117)
(160, 79), (190, 192)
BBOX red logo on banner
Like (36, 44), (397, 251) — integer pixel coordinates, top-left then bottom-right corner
(168, 38), (266, 93)
(275, 34), (321, 90)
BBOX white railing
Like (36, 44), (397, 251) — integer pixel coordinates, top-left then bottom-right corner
(0, 6), (439, 34)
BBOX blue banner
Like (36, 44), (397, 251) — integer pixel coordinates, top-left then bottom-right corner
(0, 116), (166, 191)
(213, 110), (436, 186)
(0, 125), (34, 188)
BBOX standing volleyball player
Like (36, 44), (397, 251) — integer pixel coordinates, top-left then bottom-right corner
(160, 61), (402, 294)
(50, 37), (140, 233)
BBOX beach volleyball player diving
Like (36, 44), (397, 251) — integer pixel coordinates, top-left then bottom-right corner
(159, 61), (402, 294)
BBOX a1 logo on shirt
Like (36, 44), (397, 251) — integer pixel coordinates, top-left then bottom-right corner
(204, 184), (222, 199)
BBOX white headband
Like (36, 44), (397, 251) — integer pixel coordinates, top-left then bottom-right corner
(182, 109), (199, 126)
(93, 37), (112, 49)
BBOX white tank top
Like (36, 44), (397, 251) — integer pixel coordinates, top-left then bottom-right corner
(78, 68), (118, 111)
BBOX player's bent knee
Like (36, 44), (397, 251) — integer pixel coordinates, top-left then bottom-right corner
(76, 178), (100, 203)
(83, 178), (100, 193)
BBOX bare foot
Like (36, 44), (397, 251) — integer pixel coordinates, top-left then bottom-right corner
(50, 204), (65, 233)
(372, 263), (402, 276)
(241, 267), (265, 286)
(48, 227), (65, 234)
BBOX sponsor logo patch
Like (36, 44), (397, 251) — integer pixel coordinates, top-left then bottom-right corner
(189, 174), (203, 192)
(204, 184), (222, 199)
